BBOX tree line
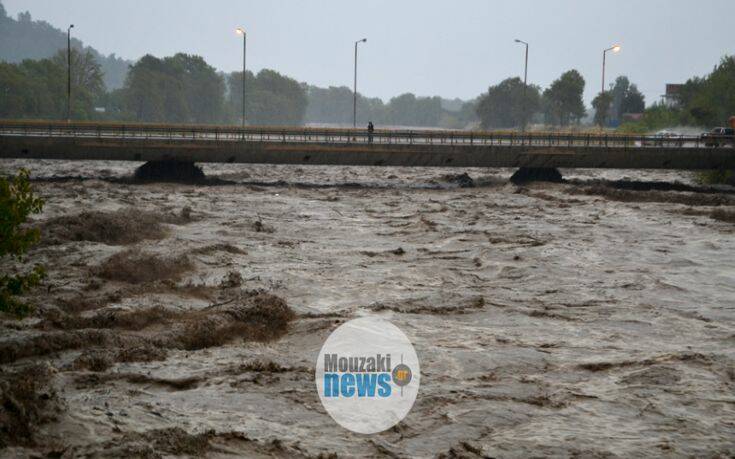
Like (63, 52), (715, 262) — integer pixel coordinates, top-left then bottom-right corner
(0, 48), (478, 127)
(619, 56), (735, 133)
(475, 70), (646, 129)
(2, 0), (733, 131)
(0, 49), (310, 125)
(3, 44), (732, 130)
(305, 86), (478, 128)
(111, 54), (308, 125)
(0, 49), (105, 120)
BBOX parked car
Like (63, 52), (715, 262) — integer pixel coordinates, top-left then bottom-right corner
(642, 129), (681, 147)
(701, 127), (735, 147)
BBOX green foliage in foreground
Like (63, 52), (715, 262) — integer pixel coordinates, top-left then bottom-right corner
(0, 170), (45, 317)
(696, 170), (734, 186)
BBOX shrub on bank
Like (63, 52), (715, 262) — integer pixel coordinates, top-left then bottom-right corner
(0, 170), (45, 317)
(697, 170), (734, 186)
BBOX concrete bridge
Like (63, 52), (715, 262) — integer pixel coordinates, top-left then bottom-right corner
(1, 121), (734, 179)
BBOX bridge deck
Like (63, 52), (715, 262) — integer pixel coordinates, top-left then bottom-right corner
(1, 121), (734, 170)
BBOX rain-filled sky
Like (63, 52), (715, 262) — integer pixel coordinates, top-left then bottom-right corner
(5, 0), (734, 105)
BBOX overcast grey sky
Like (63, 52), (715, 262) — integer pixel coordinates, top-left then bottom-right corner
(5, 0), (734, 105)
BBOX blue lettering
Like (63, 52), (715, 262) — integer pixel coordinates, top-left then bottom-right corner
(340, 373), (355, 397)
(356, 373), (378, 397)
(377, 373), (392, 397)
(323, 374), (339, 397)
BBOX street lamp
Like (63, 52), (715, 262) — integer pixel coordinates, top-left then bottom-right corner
(602, 44), (621, 94)
(514, 39), (529, 131)
(353, 38), (367, 129)
(67, 24), (74, 122)
(236, 27), (247, 128)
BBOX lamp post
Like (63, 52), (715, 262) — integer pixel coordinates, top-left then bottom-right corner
(67, 24), (74, 122)
(236, 27), (247, 128)
(602, 44), (621, 94)
(353, 38), (367, 129)
(514, 39), (529, 131)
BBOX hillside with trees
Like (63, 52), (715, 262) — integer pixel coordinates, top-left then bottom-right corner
(0, 1), (130, 90)
(0, 0), (478, 128)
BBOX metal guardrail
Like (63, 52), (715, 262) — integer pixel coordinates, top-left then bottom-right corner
(0, 120), (730, 149)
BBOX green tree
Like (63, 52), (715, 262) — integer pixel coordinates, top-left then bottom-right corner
(621, 84), (645, 115)
(386, 93), (444, 127)
(608, 76), (646, 124)
(305, 85), (356, 124)
(685, 56), (735, 126)
(52, 48), (105, 119)
(0, 49), (104, 120)
(0, 62), (29, 118)
(228, 69), (307, 125)
(476, 77), (541, 129)
(0, 170), (45, 317)
(168, 54), (226, 124)
(592, 91), (613, 127)
(124, 53), (226, 124)
(123, 55), (170, 122)
(543, 70), (586, 127)
(619, 55), (735, 134)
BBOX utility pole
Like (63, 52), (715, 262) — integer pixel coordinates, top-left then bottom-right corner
(602, 45), (621, 94)
(67, 24), (74, 122)
(353, 38), (367, 129)
(236, 28), (247, 128)
(515, 39), (529, 131)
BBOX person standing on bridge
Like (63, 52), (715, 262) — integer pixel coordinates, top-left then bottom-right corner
(368, 121), (375, 144)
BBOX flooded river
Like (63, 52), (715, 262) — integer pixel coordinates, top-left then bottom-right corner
(1, 160), (734, 457)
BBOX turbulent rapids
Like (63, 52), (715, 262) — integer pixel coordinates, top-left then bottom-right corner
(1, 159), (734, 456)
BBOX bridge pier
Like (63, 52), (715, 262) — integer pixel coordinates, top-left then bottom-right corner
(134, 160), (206, 183)
(510, 167), (564, 185)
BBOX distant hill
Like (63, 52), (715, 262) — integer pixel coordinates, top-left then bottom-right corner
(0, 1), (130, 89)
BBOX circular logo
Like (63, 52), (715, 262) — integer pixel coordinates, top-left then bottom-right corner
(315, 317), (420, 434)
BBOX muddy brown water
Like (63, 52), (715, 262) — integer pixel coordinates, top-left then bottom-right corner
(1, 160), (734, 458)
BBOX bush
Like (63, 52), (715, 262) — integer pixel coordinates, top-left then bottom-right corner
(0, 169), (45, 317)
(697, 170), (734, 186)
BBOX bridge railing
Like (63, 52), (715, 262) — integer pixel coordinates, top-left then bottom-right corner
(0, 120), (714, 149)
